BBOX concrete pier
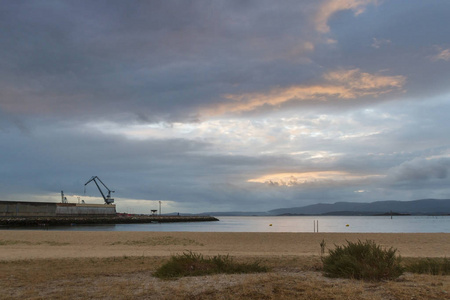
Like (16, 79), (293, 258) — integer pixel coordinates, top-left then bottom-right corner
(0, 200), (116, 217)
(0, 215), (218, 226)
(0, 200), (218, 227)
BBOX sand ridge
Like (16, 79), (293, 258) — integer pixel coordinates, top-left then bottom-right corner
(0, 231), (448, 260)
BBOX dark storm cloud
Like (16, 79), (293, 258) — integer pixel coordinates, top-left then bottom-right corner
(1, 1), (449, 124)
(0, 0), (318, 123)
(388, 158), (450, 183)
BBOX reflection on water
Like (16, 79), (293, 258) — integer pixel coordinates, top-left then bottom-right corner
(3, 216), (449, 233)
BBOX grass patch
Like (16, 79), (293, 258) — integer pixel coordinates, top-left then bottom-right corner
(111, 236), (203, 246)
(40, 241), (70, 246)
(406, 257), (450, 275)
(0, 240), (69, 246)
(0, 240), (30, 246)
(322, 240), (403, 281)
(154, 251), (268, 279)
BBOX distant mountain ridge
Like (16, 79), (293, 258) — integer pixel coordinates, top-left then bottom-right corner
(198, 211), (269, 216)
(269, 199), (450, 216)
(200, 199), (450, 216)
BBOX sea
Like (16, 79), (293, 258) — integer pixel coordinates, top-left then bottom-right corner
(8, 215), (450, 233)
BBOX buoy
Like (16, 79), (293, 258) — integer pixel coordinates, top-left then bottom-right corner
(269, 224), (272, 226)
(346, 224), (349, 227)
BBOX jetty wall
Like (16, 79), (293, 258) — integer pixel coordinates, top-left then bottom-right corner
(0, 201), (116, 217)
(0, 215), (219, 226)
(56, 203), (116, 216)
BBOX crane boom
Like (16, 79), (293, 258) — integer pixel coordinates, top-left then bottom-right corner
(84, 176), (115, 204)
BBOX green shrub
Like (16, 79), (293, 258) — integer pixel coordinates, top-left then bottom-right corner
(406, 257), (450, 275)
(322, 240), (403, 281)
(154, 251), (268, 279)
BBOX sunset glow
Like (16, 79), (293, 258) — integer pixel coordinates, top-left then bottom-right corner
(248, 171), (381, 186)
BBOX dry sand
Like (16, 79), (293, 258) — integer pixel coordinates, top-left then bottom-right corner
(0, 231), (448, 260)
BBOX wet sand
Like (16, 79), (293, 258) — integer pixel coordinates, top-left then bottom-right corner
(0, 231), (448, 260)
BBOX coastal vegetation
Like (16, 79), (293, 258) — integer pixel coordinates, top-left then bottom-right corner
(321, 239), (404, 280)
(154, 251), (268, 279)
(1, 255), (449, 299)
(405, 257), (450, 275)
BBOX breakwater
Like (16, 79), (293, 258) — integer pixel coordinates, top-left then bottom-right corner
(0, 215), (218, 227)
(0, 200), (116, 217)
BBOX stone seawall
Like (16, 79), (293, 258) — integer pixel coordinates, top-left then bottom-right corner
(0, 215), (219, 227)
(0, 201), (56, 217)
(0, 200), (116, 217)
(56, 203), (116, 216)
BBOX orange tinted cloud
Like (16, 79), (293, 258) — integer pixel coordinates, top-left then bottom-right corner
(204, 69), (405, 116)
(430, 48), (450, 62)
(248, 171), (381, 187)
(315, 0), (377, 33)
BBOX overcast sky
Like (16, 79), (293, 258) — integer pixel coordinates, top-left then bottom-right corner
(1, 0), (450, 213)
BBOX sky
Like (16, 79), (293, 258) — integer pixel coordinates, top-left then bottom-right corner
(1, 0), (450, 214)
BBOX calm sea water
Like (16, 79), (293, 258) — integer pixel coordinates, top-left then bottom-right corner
(8, 216), (450, 233)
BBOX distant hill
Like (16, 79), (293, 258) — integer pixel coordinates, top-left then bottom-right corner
(268, 199), (450, 216)
(195, 199), (450, 216)
(198, 211), (269, 216)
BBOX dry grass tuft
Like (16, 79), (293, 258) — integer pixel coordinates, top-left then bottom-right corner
(405, 257), (450, 275)
(154, 251), (268, 279)
(322, 239), (403, 281)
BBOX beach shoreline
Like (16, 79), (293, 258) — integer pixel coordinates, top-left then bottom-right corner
(0, 231), (448, 261)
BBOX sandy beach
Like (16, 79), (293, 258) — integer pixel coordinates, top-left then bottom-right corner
(0, 231), (448, 260)
(1, 231), (449, 299)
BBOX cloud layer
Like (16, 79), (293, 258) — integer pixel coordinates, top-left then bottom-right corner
(1, 0), (450, 213)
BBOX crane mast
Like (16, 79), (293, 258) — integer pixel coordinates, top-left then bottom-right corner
(84, 176), (115, 204)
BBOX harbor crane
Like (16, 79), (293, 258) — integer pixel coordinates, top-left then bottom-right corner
(84, 176), (115, 204)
